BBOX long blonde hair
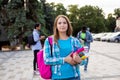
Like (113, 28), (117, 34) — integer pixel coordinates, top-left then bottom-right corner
(53, 15), (73, 43)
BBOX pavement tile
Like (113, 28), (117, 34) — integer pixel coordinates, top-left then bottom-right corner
(0, 41), (120, 80)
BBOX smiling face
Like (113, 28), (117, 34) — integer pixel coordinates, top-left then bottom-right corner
(57, 17), (68, 33)
(53, 15), (73, 43)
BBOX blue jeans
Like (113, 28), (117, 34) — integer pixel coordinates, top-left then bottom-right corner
(53, 76), (81, 80)
(84, 57), (89, 70)
(84, 46), (90, 70)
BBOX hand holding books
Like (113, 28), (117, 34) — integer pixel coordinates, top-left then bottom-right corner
(71, 47), (88, 60)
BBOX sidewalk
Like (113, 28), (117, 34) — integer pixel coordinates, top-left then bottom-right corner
(0, 41), (120, 80)
(80, 41), (120, 80)
(80, 50), (120, 80)
(0, 50), (34, 80)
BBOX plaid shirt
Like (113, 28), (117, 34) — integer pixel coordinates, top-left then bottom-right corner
(43, 36), (84, 78)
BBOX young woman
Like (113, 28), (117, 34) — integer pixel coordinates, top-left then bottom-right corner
(43, 15), (85, 80)
(31, 23), (45, 75)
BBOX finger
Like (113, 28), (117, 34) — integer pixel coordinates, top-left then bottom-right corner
(71, 61), (77, 65)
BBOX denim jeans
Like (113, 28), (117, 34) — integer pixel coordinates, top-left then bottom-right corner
(84, 57), (89, 70)
(84, 46), (90, 70)
(53, 76), (81, 80)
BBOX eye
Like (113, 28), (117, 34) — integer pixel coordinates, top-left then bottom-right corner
(58, 22), (61, 24)
(63, 22), (67, 24)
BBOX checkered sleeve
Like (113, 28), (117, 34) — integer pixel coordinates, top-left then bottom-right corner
(43, 38), (65, 65)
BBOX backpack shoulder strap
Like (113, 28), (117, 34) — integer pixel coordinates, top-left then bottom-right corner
(48, 36), (53, 56)
(48, 36), (53, 46)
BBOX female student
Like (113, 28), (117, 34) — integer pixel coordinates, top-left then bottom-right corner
(43, 15), (85, 80)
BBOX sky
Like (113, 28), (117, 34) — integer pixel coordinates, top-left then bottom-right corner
(46, 0), (120, 17)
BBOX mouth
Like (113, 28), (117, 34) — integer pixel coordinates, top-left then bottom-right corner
(61, 28), (65, 30)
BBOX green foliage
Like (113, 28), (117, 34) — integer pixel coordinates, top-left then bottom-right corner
(6, 0), (48, 45)
(114, 8), (120, 17)
(67, 5), (80, 36)
(105, 14), (116, 32)
(78, 5), (105, 33)
(55, 3), (67, 16)
(1, 0), (120, 46)
(43, 3), (55, 33)
(7, 0), (25, 43)
(44, 2), (67, 34)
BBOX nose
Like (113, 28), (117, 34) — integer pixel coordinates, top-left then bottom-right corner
(60, 23), (64, 26)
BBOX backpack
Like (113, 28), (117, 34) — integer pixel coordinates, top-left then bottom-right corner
(27, 34), (37, 45)
(37, 36), (53, 79)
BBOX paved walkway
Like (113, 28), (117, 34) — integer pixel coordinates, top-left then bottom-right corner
(81, 41), (120, 80)
(0, 50), (34, 80)
(0, 41), (120, 80)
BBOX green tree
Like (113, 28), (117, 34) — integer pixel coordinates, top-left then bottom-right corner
(78, 5), (106, 33)
(0, 0), (10, 50)
(114, 8), (120, 17)
(67, 5), (80, 36)
(7, 0), (26, 45)
(6, 0), (46, 49)
(43, 2), (67, 34)
(55, 3), (67, 16)
(43, 2), (55, 34)
(106, 14), (116, 32)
